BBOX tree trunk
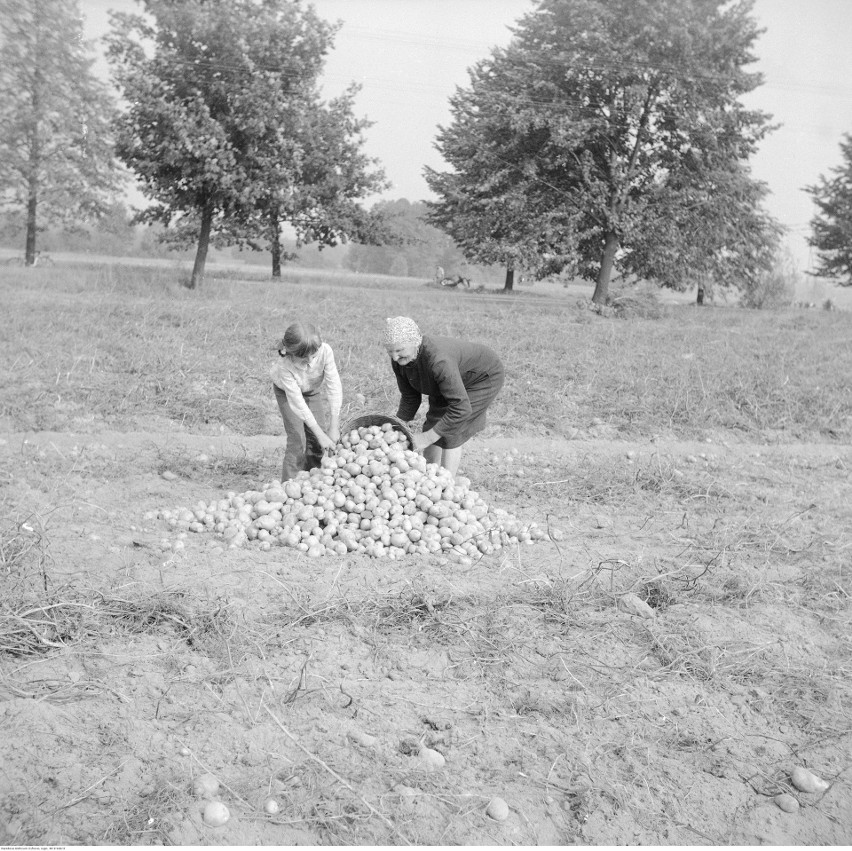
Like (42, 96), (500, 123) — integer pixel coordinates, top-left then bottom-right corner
(591, 231), (619, 304)
(25, 109), (40, 266)
(25, 178), (38, 266)
(270, 209), (282, 278)
(189, 200), (214, 289)
(503, 263), (515, 292)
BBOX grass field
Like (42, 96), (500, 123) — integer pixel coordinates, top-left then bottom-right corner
(3, 262), (850, 441)
(1, 260), (851, 845)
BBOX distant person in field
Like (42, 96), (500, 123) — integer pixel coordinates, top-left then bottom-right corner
(384, 316), (504, 477)
(271, 321), (342, 481)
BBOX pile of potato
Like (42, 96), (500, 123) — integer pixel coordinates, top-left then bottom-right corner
(158, 422), (544, 561)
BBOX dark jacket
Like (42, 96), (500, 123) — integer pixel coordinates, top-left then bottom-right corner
(392, 335), (504, 442)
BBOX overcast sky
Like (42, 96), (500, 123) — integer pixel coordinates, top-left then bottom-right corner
(82, 0), (852, 273)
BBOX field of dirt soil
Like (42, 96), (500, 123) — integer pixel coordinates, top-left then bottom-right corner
(2, 419), (850, 846)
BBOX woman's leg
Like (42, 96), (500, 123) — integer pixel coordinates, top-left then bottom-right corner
(423, 443), (462, 476)
(273, 385), (308, 481)
(440, 446), (463, 476)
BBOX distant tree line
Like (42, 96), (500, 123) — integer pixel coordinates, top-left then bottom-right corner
(1, 0), (850, 296)
(0, 198), (496, 282)
(341, 199), (498, 282)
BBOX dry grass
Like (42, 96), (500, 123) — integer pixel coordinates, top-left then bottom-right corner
(152, 441), (271, 484)
(100, 776), (191, 845)
(0, 580), (240, 661)
(0, 509), (50, 586)
(1, 264), (849, 441)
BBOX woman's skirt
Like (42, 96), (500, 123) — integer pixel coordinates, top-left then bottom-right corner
(423, 369), (505, 449)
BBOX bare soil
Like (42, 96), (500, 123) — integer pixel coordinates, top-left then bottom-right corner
(1, 424), (850, 846)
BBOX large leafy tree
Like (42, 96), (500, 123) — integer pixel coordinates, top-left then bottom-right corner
(150, 79), (388, 278)
(107, 0), (381, 288)
(630, 159), (781, 301)
(425, 163), (578, 291)
(426, 0), (777, 303)
(806, 133), (852, 285)
(227, 84), (388, 277)
(0, 0), (121, 265)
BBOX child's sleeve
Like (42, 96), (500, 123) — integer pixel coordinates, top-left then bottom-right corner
(322, 344), (343, 417)
(271, 362), (319, 429)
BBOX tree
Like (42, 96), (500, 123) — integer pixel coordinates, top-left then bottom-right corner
(145, 80), (388, 279)
(425, 159), (578, 291)
(628, 159), (781, 302)
(0, 0), (122, 265)
(107, 0), (381, 288)
(426, 0), (777, 303)
(806, 133), (852, 285)
(226, 84), (388, 277)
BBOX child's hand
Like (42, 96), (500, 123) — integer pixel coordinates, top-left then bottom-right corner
(317, 432), (336, 452)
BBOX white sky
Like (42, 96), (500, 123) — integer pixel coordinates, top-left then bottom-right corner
(82, 0), (852, 273)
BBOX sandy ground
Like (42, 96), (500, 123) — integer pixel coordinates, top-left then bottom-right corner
(1, 425), (850, 845)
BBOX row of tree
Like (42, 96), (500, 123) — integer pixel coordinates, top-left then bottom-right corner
(0, 0), (390, 287)
(105, 0), (391, 288)
(0, 197), (490, 282)
(1, 0), (850, 296)
(425, 0), (852, 298)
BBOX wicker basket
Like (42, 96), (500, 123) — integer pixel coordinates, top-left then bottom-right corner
(340, 412), (415, 449)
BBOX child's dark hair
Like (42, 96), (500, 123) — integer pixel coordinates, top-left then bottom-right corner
(280, 322), (322, 358)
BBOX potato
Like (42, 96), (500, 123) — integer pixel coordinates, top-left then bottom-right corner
(791, 766), (829, 793)
(419, 747), (445, 769)
(486, 797), (509, 821)
(202, 800), (230, 827)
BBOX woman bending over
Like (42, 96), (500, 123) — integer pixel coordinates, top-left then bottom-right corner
(384, 316), (504, 477)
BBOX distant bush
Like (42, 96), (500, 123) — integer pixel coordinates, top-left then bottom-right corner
(608, 284), (666, 319)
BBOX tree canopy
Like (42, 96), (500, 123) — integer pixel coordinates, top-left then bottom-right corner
(106, 0), (384, 288)
(225, 83), (389, 278)
(806, 133), (852, 286)
(0, 0), (122, 264)
(425, 0), (779, 302)
(629, 158), (781, 299)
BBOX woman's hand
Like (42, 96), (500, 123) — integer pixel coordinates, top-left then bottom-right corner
(327, 424), (340, 443)
(411, 431), (435, 452)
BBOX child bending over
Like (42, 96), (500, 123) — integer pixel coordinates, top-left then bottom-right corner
(270, 321), (342, 481)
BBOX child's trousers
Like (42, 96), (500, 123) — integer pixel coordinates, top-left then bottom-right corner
(273, 384), (325, 481)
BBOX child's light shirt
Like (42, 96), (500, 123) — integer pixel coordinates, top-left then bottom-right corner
(270, 342), (342, 431)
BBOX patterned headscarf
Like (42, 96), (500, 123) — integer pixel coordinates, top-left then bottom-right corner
(384, 316), (422, 347)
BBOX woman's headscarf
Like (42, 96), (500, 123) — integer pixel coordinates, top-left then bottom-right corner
(384, 316), (422, 348)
